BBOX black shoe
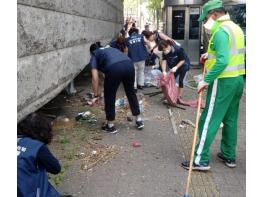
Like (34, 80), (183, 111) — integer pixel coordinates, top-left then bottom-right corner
(102, 124), (118, 134)
(217, 153), (237, 168)
(181, 160), (211, 171)
(134, 88), (138, 93)
(136, 120), (144, 130)
(137, 85), (144, 90)
(61, 195), (73, 197)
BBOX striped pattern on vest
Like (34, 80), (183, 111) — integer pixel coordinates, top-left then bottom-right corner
(205, 20), (246, 78)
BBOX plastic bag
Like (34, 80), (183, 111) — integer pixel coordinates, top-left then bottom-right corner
(144, 68), (163, 87)
(159, 72), (179, 105)
(193, 74), (202, 85)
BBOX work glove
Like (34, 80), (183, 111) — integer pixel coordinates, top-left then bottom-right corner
(200, 53), (208, 65)
(197, 80), (209, 94)
(171, 66), (177, 73)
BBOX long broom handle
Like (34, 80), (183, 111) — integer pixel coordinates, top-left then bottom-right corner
(183, 67), (206, 197)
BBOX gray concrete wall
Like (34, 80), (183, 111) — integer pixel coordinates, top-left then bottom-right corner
(17, 0), (124, 122)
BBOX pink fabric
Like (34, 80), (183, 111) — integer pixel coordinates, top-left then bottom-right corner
(159, 72), (205, 108)
(178, 98), (206, 109)
(159, 73), (179, 106)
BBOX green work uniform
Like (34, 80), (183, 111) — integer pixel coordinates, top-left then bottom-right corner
(194, 15), (245, 164)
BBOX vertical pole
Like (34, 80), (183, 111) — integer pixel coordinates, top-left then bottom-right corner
(183, 68), (206, 197)
(137, 0), (141, 30)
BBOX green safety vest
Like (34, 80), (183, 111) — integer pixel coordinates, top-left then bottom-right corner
(205, 20), (246, 78)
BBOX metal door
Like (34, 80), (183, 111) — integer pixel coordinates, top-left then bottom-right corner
(172, 7), (201, 65)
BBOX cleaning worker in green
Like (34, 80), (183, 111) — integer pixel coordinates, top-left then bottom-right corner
(181, 0), (245, 171)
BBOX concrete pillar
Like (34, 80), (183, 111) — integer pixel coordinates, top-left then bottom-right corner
(17, 0), (124, 122)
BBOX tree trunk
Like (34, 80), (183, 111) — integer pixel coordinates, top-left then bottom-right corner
(153, 10), (156, 27)
(156, 9), (159, 30)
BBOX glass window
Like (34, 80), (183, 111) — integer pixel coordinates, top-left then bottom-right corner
(172, 10), (185, 40)
(189, 8), (200, 39)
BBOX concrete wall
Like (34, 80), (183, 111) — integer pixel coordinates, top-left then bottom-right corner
(17, 0), (124, 122)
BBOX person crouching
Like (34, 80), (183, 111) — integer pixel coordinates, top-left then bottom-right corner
(17, 113), (72, 197)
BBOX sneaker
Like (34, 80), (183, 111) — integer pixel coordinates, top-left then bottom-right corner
(163, 99), (168, 104)
(136, 120), (144, 130)
(101, 124), (118, 134)
(61, 195), (73, 197)
(134, 88), (138, 93)
(217, 153), (237, 168)
(181, 160), (211, 171)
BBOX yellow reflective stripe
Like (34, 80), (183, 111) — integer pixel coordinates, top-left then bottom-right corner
(224, 64), (245, 72)
(207, 24), (245, 61)
(218, 69), (246, 78)
(238, 48), (245, 53)
(221, 24), (236, 50)
(207, 48), (245, 60)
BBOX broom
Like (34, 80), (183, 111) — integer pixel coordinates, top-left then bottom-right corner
(183, 67), (206, 197)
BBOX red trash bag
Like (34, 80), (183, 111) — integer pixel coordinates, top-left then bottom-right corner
(159, 72), (179, 105)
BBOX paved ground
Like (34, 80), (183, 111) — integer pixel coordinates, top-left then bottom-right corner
(51, 69), (245, 197)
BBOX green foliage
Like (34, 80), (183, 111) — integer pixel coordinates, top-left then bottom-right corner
(59, 136), (70, 144)
(147, 0), (162, 11)
(48, 165), (69, 186)
(65, 151), (75, 161)
(124, 0), (137, 10)
(147, 0), (162, 28)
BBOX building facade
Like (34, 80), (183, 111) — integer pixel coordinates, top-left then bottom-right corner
(17, 0), (124, 122)
(162, 0), (246, 65)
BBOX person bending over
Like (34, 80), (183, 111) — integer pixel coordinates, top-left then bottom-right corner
(158, 40), (191, 99)
(89, 42), (144, 133)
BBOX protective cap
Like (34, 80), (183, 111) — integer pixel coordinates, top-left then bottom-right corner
(198, 0), (223, 22)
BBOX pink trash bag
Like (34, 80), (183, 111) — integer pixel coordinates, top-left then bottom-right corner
(178, 97), (206, 109)
(159, 72), (179, 106)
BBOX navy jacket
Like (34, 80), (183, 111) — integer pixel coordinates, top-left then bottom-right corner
(162, 44), (190, 70)
(90, 46), (131, 73)
(125, 33), (149, 62)
(17, 136), (61, 197)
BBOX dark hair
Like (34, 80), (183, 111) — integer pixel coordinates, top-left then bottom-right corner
(209, 7), (226, 15)
(116, 36), (127, 52)
(128, 27), (139, 36)
(142, 30), (153, 39)
(141, 30), (148, 36)
(158, 40), (174, 51)
(17, 113), (53, 144)
(90, 41), (102, 55)
(120, 29), (126, 37)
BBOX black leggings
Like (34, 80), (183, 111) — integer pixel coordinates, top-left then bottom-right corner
(104, 60), (140, 121)
(174, 65), (189, 88)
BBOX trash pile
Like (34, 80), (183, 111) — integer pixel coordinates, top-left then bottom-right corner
(77, 143), (118, 171)
(51, 116), (75, 131)
(115, 97), (126, 107)
(81, 92), (103, 106)
(179, 119), (196, 129)
(75, 111), (97, 124)
(114, 95), (147, 122)
(144, 68), (162, 88)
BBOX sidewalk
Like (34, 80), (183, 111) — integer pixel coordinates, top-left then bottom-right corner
(47, 69), (245, 197)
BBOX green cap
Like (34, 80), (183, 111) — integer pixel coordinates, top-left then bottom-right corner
(198, 0), (223, 22)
